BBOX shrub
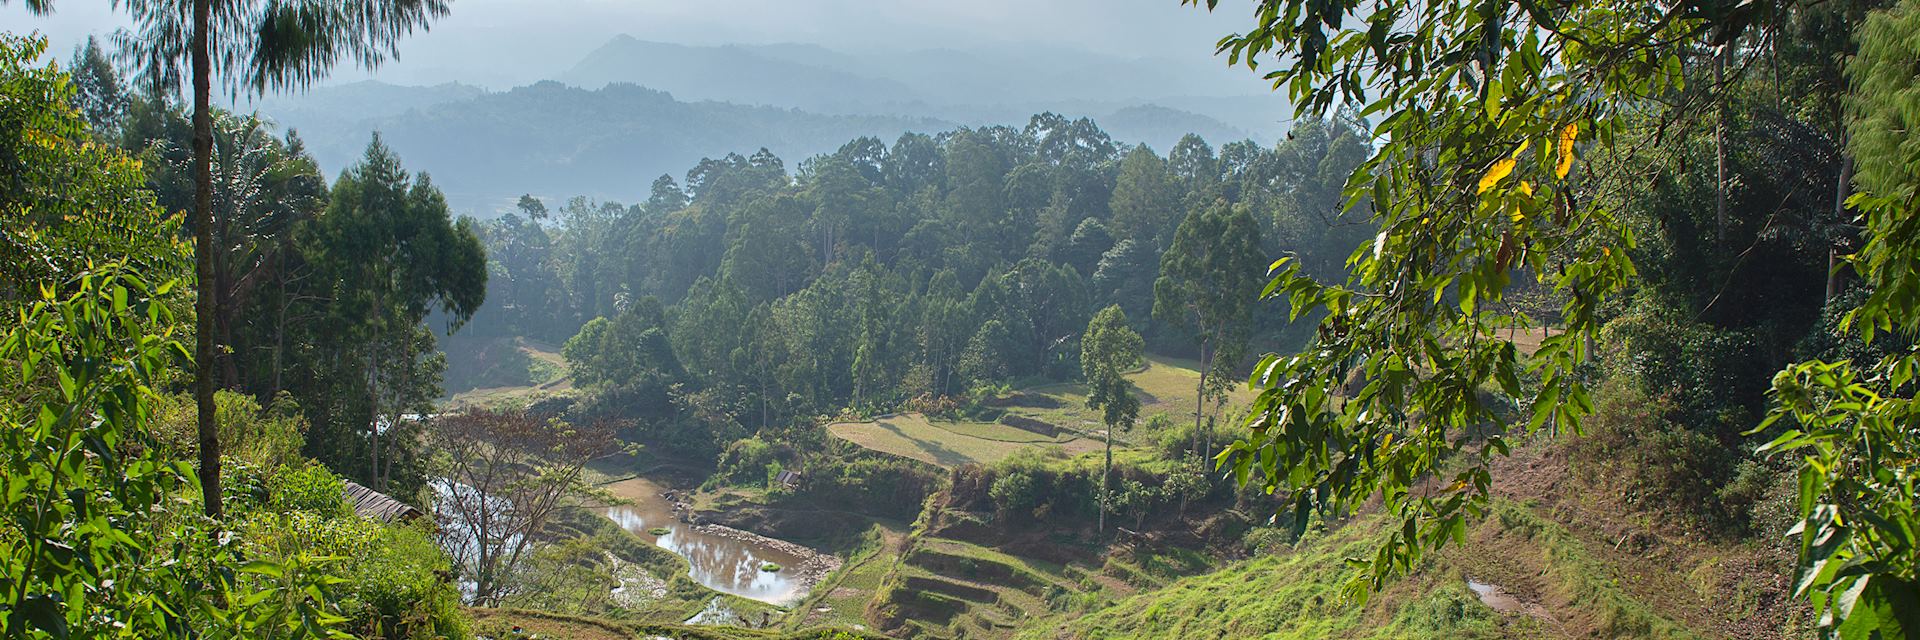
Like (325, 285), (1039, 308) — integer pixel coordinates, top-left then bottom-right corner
(340, 521), (471, 640)
(989, 470), (1039, 519)
(1155, 415), (1237, 462)
(219, 391), (310, 469)
(1564, 379), (1739, 533)
(240, 510), (468, 640)
(713, 435), (789, 487)
(1242, 526), (1298, 556)
(269, 461), (350, 517)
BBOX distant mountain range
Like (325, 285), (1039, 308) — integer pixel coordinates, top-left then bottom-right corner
(559, 37), (1288, 139)
(249, 37), (1285, 216)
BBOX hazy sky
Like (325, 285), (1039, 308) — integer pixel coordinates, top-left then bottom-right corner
(4, 0), (1264, 89)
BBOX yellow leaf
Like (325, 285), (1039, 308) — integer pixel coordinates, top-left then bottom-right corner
(1556, 123), (1577, 179)
(1517, 181), (1533, 197)
(1511, 206), (1526, 223)
(1478, 142), (1529, 194)
(1479, 158), (1516, 193)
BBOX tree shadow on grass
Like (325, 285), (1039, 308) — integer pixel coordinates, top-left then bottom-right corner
(875, 419), (972, 468)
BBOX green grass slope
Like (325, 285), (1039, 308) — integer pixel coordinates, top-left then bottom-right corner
(1014, 516), (1527, 640)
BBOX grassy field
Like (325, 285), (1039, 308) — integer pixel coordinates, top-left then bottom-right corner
(446, 338), (573, 409)
(1005, 354), (1257, 439)
(826, 414), (1100, 469)
(827, 355), (1239, 468)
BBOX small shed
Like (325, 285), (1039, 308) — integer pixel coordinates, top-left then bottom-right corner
(343, 480), (424, 523)
(774, 469), (805, 490)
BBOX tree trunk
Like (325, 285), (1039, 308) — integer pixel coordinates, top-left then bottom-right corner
(271, 263), (287, 396)
(1100, 433), (1111, 534)
(1828, 154), (1853, 302)
(368, 323), (383, 491)
(192, 0), (222, 520)
(1714, 47), (1729, 245)
(369, 353), (382, 491)
(1193, 335), (1208, 465)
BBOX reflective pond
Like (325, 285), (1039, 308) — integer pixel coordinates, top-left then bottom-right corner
(600, 476), (811, 606)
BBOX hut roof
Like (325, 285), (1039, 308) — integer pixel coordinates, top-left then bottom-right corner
(343, 480), (423, 523)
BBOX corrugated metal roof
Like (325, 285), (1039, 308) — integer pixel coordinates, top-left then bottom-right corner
(343, 480), (423, 523)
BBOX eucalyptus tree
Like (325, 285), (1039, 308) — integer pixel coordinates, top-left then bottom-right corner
(1152, 200), (1264, 460)
(1083, 305), (1143, 534)
(0, 0), (450, 517)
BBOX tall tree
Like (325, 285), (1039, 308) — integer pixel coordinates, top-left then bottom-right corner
(306, 136), (485, 490)
(66, 36), (125, 133)
(1109, 144), (1177, 248)
(1082, 305), (1143, 534)
(61, 0), (450, 517)
(1152, 200), (1264, 460)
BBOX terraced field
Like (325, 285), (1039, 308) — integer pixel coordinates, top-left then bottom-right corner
(877, 537), (1100, 639)
(825, 413), (1100, 469)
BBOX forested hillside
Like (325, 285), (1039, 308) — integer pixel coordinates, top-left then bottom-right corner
(445, 112), (1371, 463)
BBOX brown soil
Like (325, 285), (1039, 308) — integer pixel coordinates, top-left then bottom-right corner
(469, 608), (632, 640)
(1462, 439), (1812, 640)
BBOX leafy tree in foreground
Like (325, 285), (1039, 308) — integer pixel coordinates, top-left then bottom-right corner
(1753, 0), (1920, 633)
(1186, 0), (1753, 614)
(1195, 0), (1916, 635)
(9, 0), (451, 518)
(1083, 305), (1144, 534)
(0, 35), (183, 300)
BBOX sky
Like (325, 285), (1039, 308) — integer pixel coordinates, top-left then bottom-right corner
(3, 0), (1264, 90)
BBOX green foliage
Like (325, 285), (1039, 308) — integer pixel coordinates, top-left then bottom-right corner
(1082, 305), (1145, 432)
(1563, 380), (1739, 532)
(1024, 517), (1503, 640)
(0, 266), (217, 637)
(239, 510), (469, 640)
(1198, 0), (1745, 605)
(0, 34), (185, 301)
(220, 391), (310, 470)
(714, 436), (789, 486)
(268, 462), (350, 518)
(989, 470), (1040, 520)
(1740, 0), (1920, 636)
(295, 135), (485, 491)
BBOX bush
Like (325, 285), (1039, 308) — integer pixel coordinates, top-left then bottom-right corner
(240, 510), (468, 640)
(989, 471), (1040, 519)
(341, 521), (471, 640)
(1241, 526), (1297, 556)
(1599, 304), (1768, 439)
(795, 448), (941, 519)
(712, 435), (791, 488)
(269, 461), (350, 517)
(1155, 415), (1237, 462)
(1564, 379), (1739, 533)
(220, 391), (310, 469)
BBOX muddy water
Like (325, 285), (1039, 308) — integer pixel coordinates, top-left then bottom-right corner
(601, 477), (811, 606)
(1467, 578), (1557, 624)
